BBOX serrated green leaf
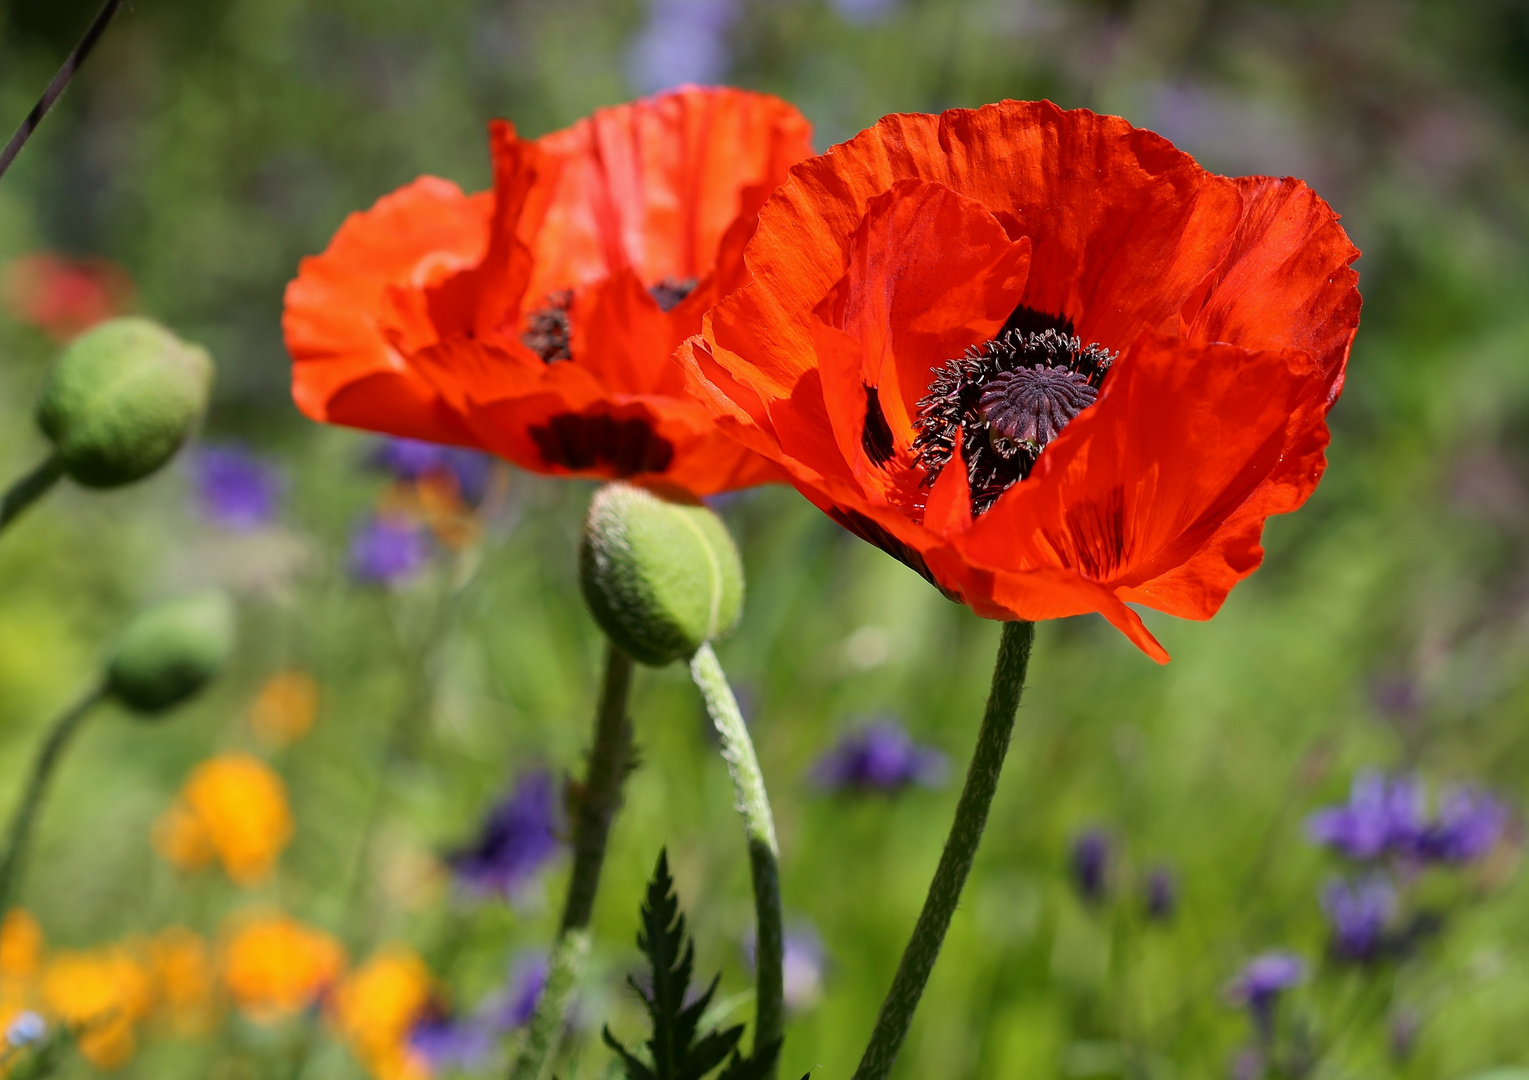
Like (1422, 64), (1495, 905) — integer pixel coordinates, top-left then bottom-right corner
(605, 849), (753, 1080)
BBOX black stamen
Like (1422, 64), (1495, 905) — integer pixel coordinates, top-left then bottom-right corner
(648, 276), (698, 313)
(523, 289), (573, 362)
(862, 385), (896, 467)
(912, 324), (1115, 515)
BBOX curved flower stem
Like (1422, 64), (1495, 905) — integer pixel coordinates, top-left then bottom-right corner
(851, 620), (1035, 1080)
(0, 683), (106, 914)
(690, 642), (783, 1073)
(509, 642), (635, 1080)
(0, 456), (63, 536)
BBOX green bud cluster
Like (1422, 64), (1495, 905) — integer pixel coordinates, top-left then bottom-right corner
(579, 484), (744, 666)
(35, 317), (214, 488)
(106, 591), (237, 715)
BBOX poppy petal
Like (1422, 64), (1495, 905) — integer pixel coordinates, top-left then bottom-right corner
(284, 177), (491, 442)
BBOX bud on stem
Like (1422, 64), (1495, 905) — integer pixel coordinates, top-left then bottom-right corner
(579, 483), (743, 666)
(35, 317), (213, 489)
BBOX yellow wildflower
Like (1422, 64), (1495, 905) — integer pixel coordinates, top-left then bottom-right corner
(221, 913), (343, 1023)
(249, 671), (320, 747)
(331, 948), (434, 1080)
(148, 927), (215, 1035)
(0, 911), (43, 980)
(153, 754), (293, 885)
(39, 946), (152, 1070)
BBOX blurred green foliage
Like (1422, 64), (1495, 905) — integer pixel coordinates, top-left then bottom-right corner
(4, 0), (1529, 1078)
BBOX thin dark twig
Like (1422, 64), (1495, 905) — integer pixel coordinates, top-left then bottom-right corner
(0, 0), (127, 183)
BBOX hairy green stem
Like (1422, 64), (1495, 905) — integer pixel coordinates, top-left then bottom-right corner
(0, 455), (63, 535)
(0, 684), (106, 913)
(850, 620), (1035, 1080)
(690, 642), (783, 1072)
(509, 643), (635, 1080)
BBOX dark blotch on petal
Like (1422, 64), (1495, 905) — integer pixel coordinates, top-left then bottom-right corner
(1000, 304), (1075, 340)
(648, 277), (698, 313)
(529, 414), (676, 476)
(862, 385), (896, 467)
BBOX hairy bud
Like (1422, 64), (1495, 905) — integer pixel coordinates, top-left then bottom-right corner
(35, 317), (214, 488)
(107, 591), (236, 715)
(579, 484), (744, 666)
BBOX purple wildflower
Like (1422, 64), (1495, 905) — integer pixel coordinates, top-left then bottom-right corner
(409, 1012), (493, 1073)
(1321, 875), (1396, 961)
(627, 0), (736, 93)
(408, 954), (547, 1072)
(1306, 771), (1425, 860)
(348, 514), (431, 585)
(1144, 866), (1177, 921)
(809, 720), (946, 794)
(743, 924), (827, 1013)
(1417, 786), (1507, 862)
(1227, 951), (1305, 1035)
(190, 445), (282, 530)
(446, 772), (562, 898)
(1070, 829), (1111, 903)
(369, 438), (493, 504)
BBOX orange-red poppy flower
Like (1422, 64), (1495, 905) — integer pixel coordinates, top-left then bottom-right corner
(681, 100), (1361, 661)
(285, 86), (812, 496)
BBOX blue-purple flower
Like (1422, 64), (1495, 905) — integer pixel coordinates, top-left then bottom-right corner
(446, 772), (562, 898)
(1417, 786), (1508, 862)
(1227, 951), (1305, 1032)
(190, 445), (283, 530)
(1307, 770), (1508, 865)
(1070, 829), (1111, 904)
(369, 438), (493, 504)
(1321, 875), (1396, 962)
(348, 514), (432, 585)
(1144, 866), (1178, 921)
(409, 954), (547, 1071)
(743, 924), (827, 1013)
(809, 720), (946, 794)
(627, 0), (736, 93)
(1306, 771), (1425, 860)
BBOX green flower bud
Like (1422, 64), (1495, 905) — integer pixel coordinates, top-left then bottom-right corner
(35, 317), (214, 488)
(579, 483), (744, 666)
(106, 591), (236, 715)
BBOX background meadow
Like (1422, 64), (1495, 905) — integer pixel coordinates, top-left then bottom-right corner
(3, 0), (1529, 1077)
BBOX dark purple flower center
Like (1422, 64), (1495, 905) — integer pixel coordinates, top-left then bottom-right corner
(909, 308), (1115, 516)
(649, 276), (698, 312)
(523, 289), (573, 362)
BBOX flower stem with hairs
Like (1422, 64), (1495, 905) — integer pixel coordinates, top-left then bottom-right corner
(851, 620), (1035, 1080)
(0, 456), (63, 536)
(509, 642), (635, 1080)
(0, 684), (105, 913)
(690, 641), (784, 1073)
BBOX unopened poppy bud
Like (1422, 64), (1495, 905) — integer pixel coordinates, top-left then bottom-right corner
(35, 317), (214, 488)
(107, 591), (236, 715)
(579, 483), (743, 666)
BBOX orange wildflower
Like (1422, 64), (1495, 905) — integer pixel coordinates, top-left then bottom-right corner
(153, 754), (294, 885)
(221, 914), (344, 1023)
(0, 912), (43, 981)
(249, 671), (321, 747)
(148, 928), (216, 1035)
(39, 946), (153, 1070)
(331, 948), (434, 1080)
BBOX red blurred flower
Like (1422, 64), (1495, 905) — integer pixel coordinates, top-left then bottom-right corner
(284, 86), (812, 496)
(1, 253), (134, 341)
(682, 101), (1361, 661)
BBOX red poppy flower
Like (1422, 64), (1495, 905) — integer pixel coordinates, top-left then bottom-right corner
(681, 100), (1361, 661)
(284, 86), (812, 495)
(2, 253), (135, 341)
